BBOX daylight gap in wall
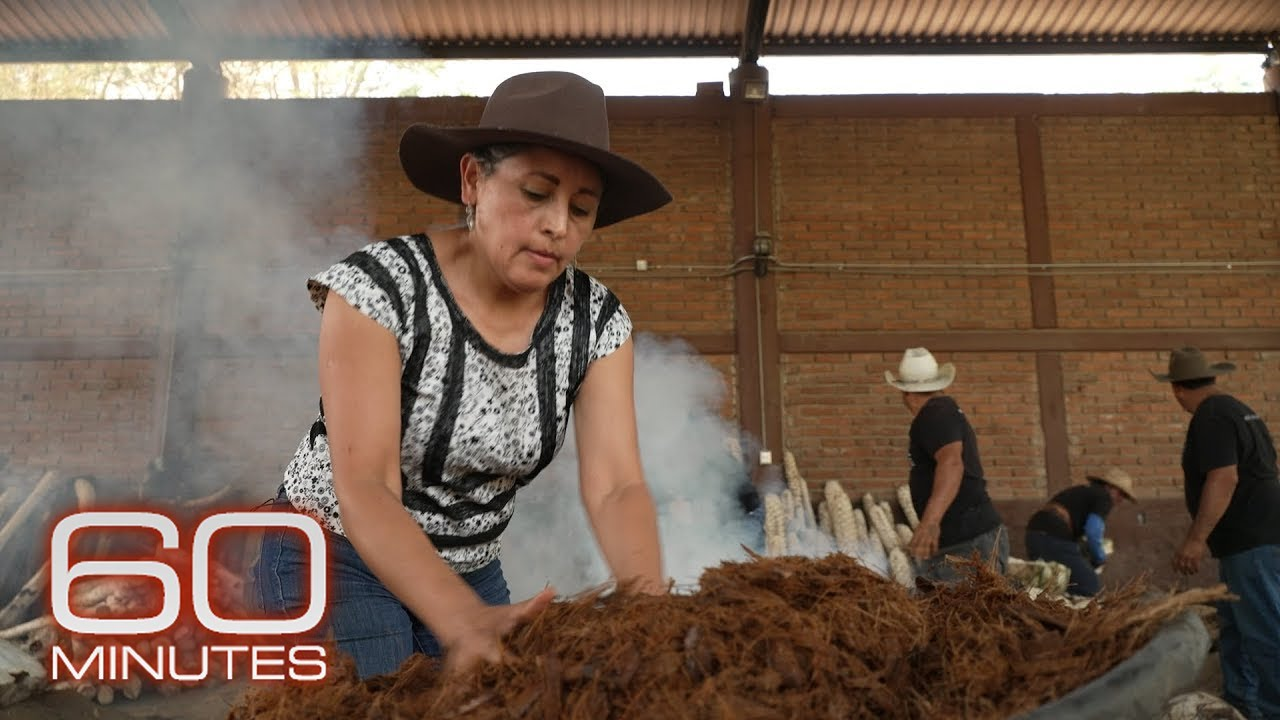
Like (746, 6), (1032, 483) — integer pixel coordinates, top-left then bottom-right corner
(0, 52), (1270, 101)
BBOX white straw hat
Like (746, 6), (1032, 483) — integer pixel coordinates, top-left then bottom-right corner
(884, 347), (956, 393)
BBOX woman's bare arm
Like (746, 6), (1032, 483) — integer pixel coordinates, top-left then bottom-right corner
(571, 338), (665, 593)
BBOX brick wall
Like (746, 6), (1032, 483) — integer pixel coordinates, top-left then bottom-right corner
(0, 102), (179, 478)
(1043, 116), (1280, 330)
(0, 358), (156, 477)
(781, 352), (1047, 498)
(773, 117), (1032, 333)
(1, 92), (1277, 592)
(582, 115), (735, 337)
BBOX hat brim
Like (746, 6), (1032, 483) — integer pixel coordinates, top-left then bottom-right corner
(1150, 362), (1236, 383)
(885, 363), (956, 393)
(1086, 476), (1137, 503)
(399, 124), (672, 229)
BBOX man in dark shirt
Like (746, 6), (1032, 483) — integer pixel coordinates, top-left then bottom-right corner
(885, 348), (1008, 583)
(1024, 467), (1136, 596)
(1154, 347), (1280, 720)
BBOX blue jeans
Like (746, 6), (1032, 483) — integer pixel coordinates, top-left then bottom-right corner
(918, 524), (1010, 584)
(1217, 544), (1280, 720)
(253, 497), (511, 679)
(1024, 530), (1100, 596)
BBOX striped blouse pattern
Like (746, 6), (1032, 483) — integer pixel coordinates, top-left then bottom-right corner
(282, 234), (631, 573)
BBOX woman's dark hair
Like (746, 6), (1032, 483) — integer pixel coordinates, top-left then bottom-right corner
(1173, 377), (1216, 390)
(457, 144), (529, 225)
(469, 143), (528, 176)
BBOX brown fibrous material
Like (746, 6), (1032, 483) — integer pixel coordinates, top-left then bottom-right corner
(230, 553), (1228, 720)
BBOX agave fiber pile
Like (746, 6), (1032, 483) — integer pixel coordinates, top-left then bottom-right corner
(230, 553), (1224, 720)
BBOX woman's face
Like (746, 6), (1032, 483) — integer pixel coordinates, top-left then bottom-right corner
(461, 146), (604, 294)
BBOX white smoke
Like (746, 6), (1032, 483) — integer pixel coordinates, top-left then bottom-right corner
(501, 332), (762, 599)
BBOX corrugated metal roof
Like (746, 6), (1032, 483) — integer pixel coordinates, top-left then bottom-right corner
(766, 0), (1280, 50)
(184, 0), (746, 45)
(0, 0), (164, 43)
(0, 0), (1276, 61)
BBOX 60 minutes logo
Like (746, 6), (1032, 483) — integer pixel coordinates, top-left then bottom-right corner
(48, 510), (330, 684)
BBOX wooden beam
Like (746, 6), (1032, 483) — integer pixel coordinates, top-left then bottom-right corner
(754, 100), (784, 461)
(379, 95), (727, 127)
(1017, 115), (1056, 330)
(731, 97), (765, 455)
(780, 329), (1280, 354)
(160, 67), (226, 484)
(730, 94), (783, 463)
(1036, 353), (1071, 494)
(607, 96), (729, 121)
(1016, 114), (1070, 493)
(773, 93), (1276, 119)
(8, 327), (1268, 362)
(739, 0), (771, 65)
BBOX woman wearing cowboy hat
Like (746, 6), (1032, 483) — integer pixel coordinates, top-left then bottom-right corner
(1156, 347), (1280, 720)
(885, 348), (1008, 582)
(1024, 467), (1136, 597)
(255, 72), (671, 679)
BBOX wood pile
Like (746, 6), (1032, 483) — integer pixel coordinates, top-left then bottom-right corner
(0, 459), (258, 708)
(762, 450), (919, 588)
(229, 553), (1228, 720)
(761, 450), (1104, 604)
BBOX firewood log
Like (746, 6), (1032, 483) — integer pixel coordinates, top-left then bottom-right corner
(181, 485), (235, 512)
(0, 471), (65, 597)
(0, 560), (49, 628)
(0, 614), (53, 641)
(0, 487), (15, 526)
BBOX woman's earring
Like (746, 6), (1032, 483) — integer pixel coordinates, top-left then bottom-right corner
(464, 204), (475, 232)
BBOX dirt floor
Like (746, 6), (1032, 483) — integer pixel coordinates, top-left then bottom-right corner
(0, 682), (247, 720)
(0, 654), (1225, 720)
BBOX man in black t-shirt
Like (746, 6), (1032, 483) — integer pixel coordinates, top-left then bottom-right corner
(1024, 467), (1136, 596)
(885, 348), (1008, 583)
(1154, 347), (1280, 720)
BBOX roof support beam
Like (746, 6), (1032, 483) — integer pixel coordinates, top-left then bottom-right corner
(0, 36), (1270, 64)
(145, 0), (219, 66)
(739, 0), (771, 65)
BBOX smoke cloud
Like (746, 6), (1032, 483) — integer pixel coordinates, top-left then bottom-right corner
(0, 76), (383, 598)
(501, 333), (761, 599)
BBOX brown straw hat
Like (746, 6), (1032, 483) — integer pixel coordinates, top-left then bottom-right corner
(1086, 467), (1136, 502)
(399, 71), (672, 229)
(1150, 347), (1236, 383)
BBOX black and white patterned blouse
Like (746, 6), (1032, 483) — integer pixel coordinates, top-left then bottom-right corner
(282, 233), (632, 573)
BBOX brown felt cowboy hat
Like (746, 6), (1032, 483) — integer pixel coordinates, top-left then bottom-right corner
(1086, 467), (1137, 503)
(1150, 347), (1236, 383)
(399, 71), (672, 229)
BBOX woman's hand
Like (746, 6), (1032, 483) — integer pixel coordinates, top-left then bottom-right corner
(440, 587), (557, 675)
